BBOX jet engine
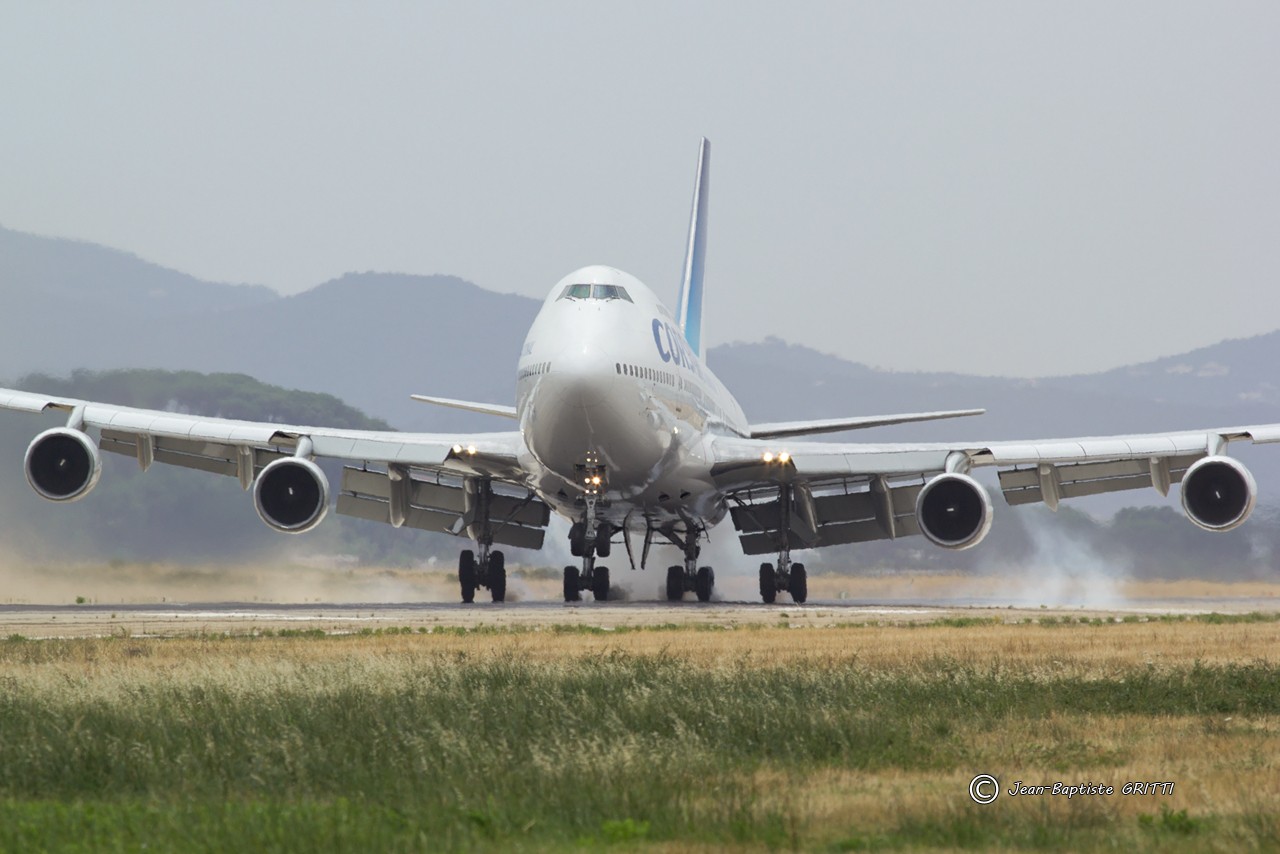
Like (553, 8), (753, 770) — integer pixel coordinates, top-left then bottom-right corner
(1180, 455), (1256, 532)
(915, 472), (993, 550)
(24, 428), (102, 502)
(253, 457), (330, 533)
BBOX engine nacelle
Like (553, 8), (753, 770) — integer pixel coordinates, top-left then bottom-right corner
(253, 457), (330, 534)
(915, 472), (993, 550)
(24, 428), (102, 502)
(1181, 455), (1256, 532)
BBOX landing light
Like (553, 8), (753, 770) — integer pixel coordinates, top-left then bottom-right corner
(778, 452), (791, 464)
(452, 444), (463, 454)
(761, 452), (774, 463)
(466, 445), (478, 456)
(591, 476), (602, 486)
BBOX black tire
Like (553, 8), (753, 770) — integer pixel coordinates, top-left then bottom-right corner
(788, 562), (808, 604)
(592, 565), (610, 601)
(759, 562), (776, 604)
(489, 550), (506, 603)
(563, 565), (581, 602)
(459, 550), (477, 604)
(695, 566), (714, 602)
(665, 566), (684, 601)
(569, 523), (584, 558)
(595, 524), (612, 558)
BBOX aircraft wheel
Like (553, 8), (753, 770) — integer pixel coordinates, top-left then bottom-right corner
(459, 550), (477, 604)
(695, 566), (714, 602)
(595, 524), (612, 558)
(592, 565), (610, 601)
(759, 562), (776, 604)
(563, 565), (581, 602)
(665, 566), (684, 601)
(788, 562), (807, 604)
(569, 523), (584, 558)
(489, 550), (507, 603)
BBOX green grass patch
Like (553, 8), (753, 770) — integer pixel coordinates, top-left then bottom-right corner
(0, 642), (1276, 850)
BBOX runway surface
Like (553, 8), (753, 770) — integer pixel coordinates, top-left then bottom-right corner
(2, 594), (1275, 638)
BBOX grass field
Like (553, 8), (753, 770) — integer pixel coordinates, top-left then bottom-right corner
(1, 616), (1277, 851)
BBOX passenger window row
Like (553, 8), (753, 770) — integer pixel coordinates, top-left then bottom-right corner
(518, 362), (550, 381)
(616, 363), (675, 387)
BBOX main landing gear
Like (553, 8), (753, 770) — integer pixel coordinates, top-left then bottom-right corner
(563, 475), (612, 602)
(664, 523), (715, 602)
(457, 477), (506, 603)
(459, 545), (506, 603)
(758, 485), (807, 604)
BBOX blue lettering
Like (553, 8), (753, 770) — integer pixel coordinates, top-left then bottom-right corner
(652, 318), (672, 363)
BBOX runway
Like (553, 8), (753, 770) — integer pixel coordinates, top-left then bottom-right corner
(2, 593), (1275, 638)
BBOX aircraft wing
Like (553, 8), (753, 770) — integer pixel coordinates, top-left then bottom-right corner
(0, 387), (551, 550)
(708, 424), (1280, 555)
(747, 408), (984, 439)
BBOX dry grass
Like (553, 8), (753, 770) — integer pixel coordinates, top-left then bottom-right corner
(3, 619), (1278, 677)
(1, 611), (1277, 849)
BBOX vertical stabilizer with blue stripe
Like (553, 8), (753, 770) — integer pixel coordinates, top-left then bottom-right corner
(675, 138), (710, 360)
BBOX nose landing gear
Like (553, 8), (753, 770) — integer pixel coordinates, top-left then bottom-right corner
(564, 468), (612, 602)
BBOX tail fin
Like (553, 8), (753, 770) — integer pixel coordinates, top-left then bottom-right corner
(675, 137), (710, 359)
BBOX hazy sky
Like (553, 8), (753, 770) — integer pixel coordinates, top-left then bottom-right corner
(2, 2), (1278, 377)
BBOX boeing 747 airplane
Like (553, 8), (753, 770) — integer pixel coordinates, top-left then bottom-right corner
(3, 139), (1278, 603)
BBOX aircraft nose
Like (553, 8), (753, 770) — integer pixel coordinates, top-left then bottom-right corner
(545, 346), (613, 405)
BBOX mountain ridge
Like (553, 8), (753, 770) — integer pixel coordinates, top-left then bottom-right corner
(4, 224), (1278, 446)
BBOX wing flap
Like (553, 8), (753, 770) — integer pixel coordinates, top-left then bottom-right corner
(100, 430), (290, 479)
(729, 478), (926, 552)
(335, 493), (546, 549)
(338, 465), (549, 546)
(998, 454), (1200, 507)
(737, 517), (925, 555)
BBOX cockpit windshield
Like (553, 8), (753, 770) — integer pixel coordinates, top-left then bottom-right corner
(558, 283), (633, 302)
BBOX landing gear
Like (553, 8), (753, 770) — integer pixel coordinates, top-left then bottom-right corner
(592, 565), (610, 601)
(564, 565), (581, 602)
(460, 550), (477, 604)
(758, 560), (806, 604)
(666, 566), (683, 601)
(759, 485), (808, 604)
(456, 478), (507, 603)
(595, 523), (613, 558)
(662, 523), (714, 602)
(759, 562), (776, 604)
(695, 566), (715, 602)
(563, 482), (612, 602)
(458, 547), (507, 603)
(563, 559), (611, 602)
(489, 550), (506, 603)
(788, 563), (806, 604)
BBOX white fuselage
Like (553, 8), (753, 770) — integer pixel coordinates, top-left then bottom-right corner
(514, 266), (747, 531)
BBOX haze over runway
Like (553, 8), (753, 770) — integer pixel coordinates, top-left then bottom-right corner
(2, 3), (1279, 377)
